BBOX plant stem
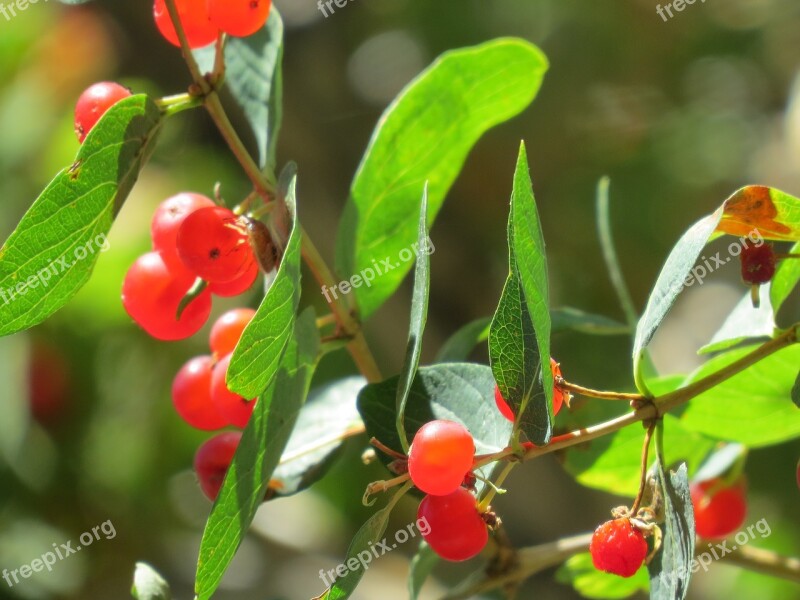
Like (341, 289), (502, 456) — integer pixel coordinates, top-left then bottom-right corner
(478, 461), (516, 511)
(556, 377), (645, 401)
(720, 544), (800, 584)
(630, 422), (655, 515)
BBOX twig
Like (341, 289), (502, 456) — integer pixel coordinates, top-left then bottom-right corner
(719, 544), (800, 584)
(556, 376), (645, 402)
(630, 422), (656, 515)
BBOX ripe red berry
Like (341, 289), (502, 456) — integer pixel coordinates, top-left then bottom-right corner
(740, 243), (776, 285)
(494, 358), (566, 422)
(151, 193), (216, 274)
(176, 206), (255, 284)
(408, 420), (475, 496)
(194, 431), (241, 501)
(121, 252), (212, 341)
(208, 0), (271, 38)
(211, 353), (256, 428)
(208, 260), (259, 297)
(417, 488), (488, 561)
(153, 0), (218, 49)
(172, 356), (228, 430)
(691, 478), (747, 540)
(209, 308), (256, 357)
(74, 82), (132, 143)
(590, 518), (648, 578)
(494, 385), (515, 421)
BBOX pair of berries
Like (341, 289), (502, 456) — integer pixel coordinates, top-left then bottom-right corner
(153, 0), (272, 49)
(690, 477), (747, 540)
(122, 192), (260, 340)
(406, 420), (488, 561)
(172, 308), (257, 430)
(494, 357), (567, 422)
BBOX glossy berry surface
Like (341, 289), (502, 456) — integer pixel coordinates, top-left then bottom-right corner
(176, 206), (255, 284)
(74, 82), (132, 143)
(208, 0), (271, 38)
(494, 358), (566, 422)
(208, 260), (259, 297)
(690, 478), (747, 540)
(417, 488), (488, 561)
(151, 192), (216, 274)
(211, 353), (256, 428)
(740, 243), (776, 285)
(121, 252), (212, 341)
(153, 0), (218, 49)
(590, 518), (648, 578)
(172, 356), (227, 430)
(209, 308), (256, 357)
(194, 431), (241, 501)
(408, 420), (475, 496)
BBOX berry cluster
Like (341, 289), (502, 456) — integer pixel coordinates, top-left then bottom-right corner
(494, 357), (568, 422)
(153, 0), (272, 49)
(690, 477), (748, 540)
(122, 193), (260, 341)
(74, 82), (133, 143)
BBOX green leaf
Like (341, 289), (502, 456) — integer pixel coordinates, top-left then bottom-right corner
(195, 309), (320, 600)
(396, 187), (430, 453)
(489, 142), (551, 445)
(678, 344), (800, 446)
(0, 95), (162, 337)
(556, 553), (649, 599)
(270, 376), (365, 497)
(699, 287), (775, 355)
(408, 542), (438, 600)
(132, 563), (171, 600)
(195, 7), (284, 169)
(435, 317), (491, 363)
(632, 215), (722, 394)
(551, 307), (629, 336)
(647, 458), (695, 600)
(692, 443), (747, 483)
(227, 174), (302, 398)
(336, 38), (548, 319)
(770, 241), (800, 314)
(358, 363), (513, 460)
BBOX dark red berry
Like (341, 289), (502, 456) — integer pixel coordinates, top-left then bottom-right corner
(691, 478), (747, 540)
(176, 206), (255, 284)
(740, 243), (776, 285)
(151, 193), (216, 275)
(211, 353), (256, 428)
(209, 308), (256, 358)
(590, 518), (648, 578)
(194, 431), (241, 501)
(408, 420), (475, 496)
(172, 356), (227, 431)
(153, 0), (218, 49)
(417, 488), (488, 561)
(28, 341), (70, 425)
(208, 0), (271, 38)
(121, 252), (212, 341)
(74, 82), (132, 143)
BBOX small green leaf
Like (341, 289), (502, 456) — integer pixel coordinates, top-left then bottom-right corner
(489, 142), (551, 445)
(195, 309), (320, 600)
(396, 187), (430, 453)
(408, 542), (438, 600)
(699, 287), (775, 355)
(556, 553), (648, 599)
(0, 95), (162, 337)
(132, 563), (171, 600)
(227, 174), (302, 398)
(270, 376), (365, 497)
(551, 307), (629, 336)
(336, 38), (548, 319)
(678, 344), (800, 446)
(435, 317), (491, 363)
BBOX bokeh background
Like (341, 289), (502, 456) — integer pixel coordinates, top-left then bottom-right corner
(0, 0), (799, 598)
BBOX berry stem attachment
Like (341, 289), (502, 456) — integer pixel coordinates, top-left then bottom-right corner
(362, 473), (411, 506)
(555, 376), (646, 402)
(630, 421), (656, 516)
(478, 461), (516, 512)
(369, 437), (406, 461)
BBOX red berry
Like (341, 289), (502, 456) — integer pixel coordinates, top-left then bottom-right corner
(74, 82), (132, 143)
(151, 193), (216, 274)
(494, 385), (515, 422)
(408, 420), (475, 496)
(194, 431), (241, 501)
(209, 308), (256, 357)
(121, 252), (212, 341)
(740, 243), (776, 285)
(176, 206), (255, 284)
(691, 478), (747, 540)
(590, 518), (648, 578)
(208, 260), (259, 297)
(417, 489), (488, 561)
(172, 356), (228, 431)
(211, 353), (256, 428)
(208, 0), (271, 38)
(493, 358), (566, 422)
(153, 0), (218, 49)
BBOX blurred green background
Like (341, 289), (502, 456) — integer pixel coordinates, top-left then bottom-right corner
(0, 0), (798, 598)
